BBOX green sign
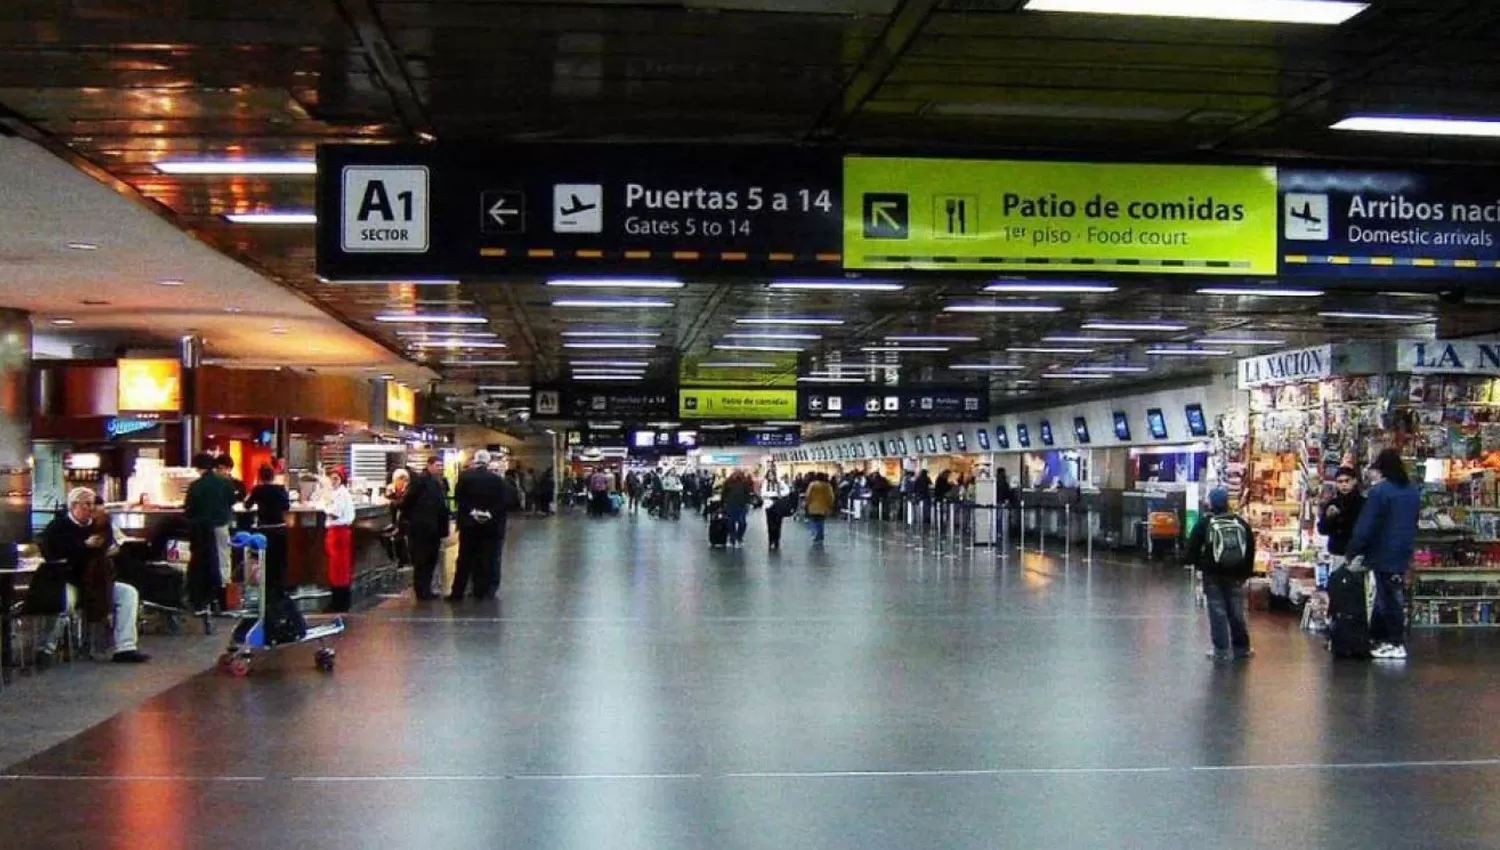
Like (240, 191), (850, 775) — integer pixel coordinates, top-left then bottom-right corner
(844, 157), (1278, 275)
(679, 388), (797, 420)
(679, 353), (799, 388)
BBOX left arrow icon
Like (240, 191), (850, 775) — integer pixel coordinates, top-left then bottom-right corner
(480, 190), (526, 234)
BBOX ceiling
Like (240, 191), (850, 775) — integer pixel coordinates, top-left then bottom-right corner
(3, 0), (1500, 417)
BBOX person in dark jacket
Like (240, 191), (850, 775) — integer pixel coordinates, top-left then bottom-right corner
(915, 469), (934, 524)
(242, 464), (292, 609)
(184, 452), (235, 611)
(451, 450), (516, 600)
(1346, 449), (1421, 660)
(402, 455), (451, 600)
(720, 470), (754, 546)
(1185, 488), (1256, 661)
(1317, 466), (1365, 560)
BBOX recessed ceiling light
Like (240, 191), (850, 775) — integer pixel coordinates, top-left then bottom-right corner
(1196, 337), (1287, 346)
(569, 360), (650, 368)
(408, 340), (507, 349)
(723, 332), (823, 341)
(571, 373), (645, 381)
(1023, 0), (1369, 26)
(735, 317), (845, 326)
(860, 346), (951, 353)
(768, 280), (904, 292)
(1007, 346), (1095, 354)
(378, 373), (396, 380)
(1332, 116), (1500, 137)
(478, 385), (532, 392)
(50, 317), (76, 326)
(948, 364), (1026, 371)
(1042, 372), (1112, 380)
(79, 298), (110, 306)
(715, 344), (804, 353)
(552, 298), (674, 308)
(1197, 287), (1324, 297)
(1072, 365), (1151, 373)
(394, 330), (497, 338)
(561, 342), (658, 350)
(441, 359), (520, 367)
(1042, 335), (1136, 344)
(224, 306), (243, 314)
(547, 278), (684, 289)
(695, 361), (779, 368)
(885, 335), (981, 343)
(943, 303), (1064, 313)
(155, 159), (317, 175)
(982, 282), (1118, 294)
(1145, 347), (1234, 357)
(1082, 321), (1189, 332)
(559, 330), (661, 338)
(1319, 311), (1433, 322)
(570, 368), (647, 376)
(375, 314), (486, 324)
(65, 242), (98, 251)
(269, 326), (288, 335)
(157, 279), (186, 287)
(223, 211), (317, 225)
(798, 376), (866, 384)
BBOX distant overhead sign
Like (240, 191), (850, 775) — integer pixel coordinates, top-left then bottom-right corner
(798, 387), (988, 422)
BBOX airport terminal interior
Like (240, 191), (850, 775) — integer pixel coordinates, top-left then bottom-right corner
(6, 0), (1500, 846)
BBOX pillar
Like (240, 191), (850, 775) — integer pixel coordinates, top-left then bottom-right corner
(0, 309), (31, 550)
(180, 334), (202, 462)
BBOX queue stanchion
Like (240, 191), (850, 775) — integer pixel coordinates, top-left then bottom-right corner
(1064, 504), (1072, 562)
(1018, 500), (1026, 555)
(1038, 506), (1046, 557)
(1086, 507), (1095, 564)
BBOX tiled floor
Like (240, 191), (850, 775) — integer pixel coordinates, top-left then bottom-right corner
(4, 510), (1500, 849)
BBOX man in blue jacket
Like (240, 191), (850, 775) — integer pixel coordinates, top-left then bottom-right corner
(1345, 449), (1421, 660)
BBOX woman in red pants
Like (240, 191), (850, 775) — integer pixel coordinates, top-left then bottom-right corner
(323, 467), (356, 612)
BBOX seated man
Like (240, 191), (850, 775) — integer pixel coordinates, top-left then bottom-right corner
(29, 487), (150, 666)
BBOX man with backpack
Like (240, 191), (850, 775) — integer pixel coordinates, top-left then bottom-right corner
(1185, 488), (1256, 661)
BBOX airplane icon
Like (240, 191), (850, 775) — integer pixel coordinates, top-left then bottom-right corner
(1288, 201), (1322, 227)
(560, 194), (597, 217)
(1283, 193), (1329, 241)
(553, 184), (603, 233)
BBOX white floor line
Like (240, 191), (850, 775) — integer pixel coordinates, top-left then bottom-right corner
(720, 767), (1175, 779)
(0, 774), (266, 782)
(289, 773), (705, 782)
(1191, 758), (1500, 773)
(382, 613), (1194, 625)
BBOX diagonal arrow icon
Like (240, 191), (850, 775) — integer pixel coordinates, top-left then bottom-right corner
(872, 202), (901, 230)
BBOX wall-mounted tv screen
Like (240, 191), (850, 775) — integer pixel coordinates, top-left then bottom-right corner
(1113, 411), (1131, 441)
(941, 433), (952, 452)
(1039, 420), (1055, 447)
(1146, 408), (1169, 440)
(996, 426), (1010, 449)
(898, 438), (909, 455)
(955, 432), (967, 451)
(1017, 424), (1032, 448)
(976, 429), (991, 451)
(631, 431), (656, 448)
(926, 434), (938, 453)
(1073, 416), (1091, 445)
(1185, 403), (1209, 437)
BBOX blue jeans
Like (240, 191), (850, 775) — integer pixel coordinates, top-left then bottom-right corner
(1372, 572), (1406, 647)
(727, 506), (749, 543)
(809, 516), (826, 543)
(1203, 576), (1250, 656)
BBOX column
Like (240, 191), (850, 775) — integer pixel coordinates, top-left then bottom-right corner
(180, 334), (202, 462)
(0, 309), (31, 548)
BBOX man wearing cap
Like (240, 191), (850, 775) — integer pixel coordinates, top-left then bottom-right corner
(1185, 488), (1256, 661)
(451, 450), (515, 601)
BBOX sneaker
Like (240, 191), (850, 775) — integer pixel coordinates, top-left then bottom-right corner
(1373, 644), (1408, 660)
(111, 650), (150, 664)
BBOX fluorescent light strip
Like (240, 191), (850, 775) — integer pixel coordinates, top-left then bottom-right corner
(1042, 335), (1136, 344)
(396, 330), (497, 338)
(375, 314), (486, 324)
(1082, 321), (1189, 332)
(157, 159), (316, 175)
(552, 298), (673, 308)
(1145, 348), (1234, 357)
(715, 344), (804, 352)
(1073, 365), (1151, 373)
(768, 281), (904, 292)
(1197, 287), (1324, 298)
(695, 361), (779, 368)
(477, 385), (531, 392)
(1332, 116), (1500, 138)
(570, 369), (646, 376)
(441, 360), (520, 367)
(943, 304), (1064, 313)
(723, 332), (822, 341)
(547, 278), (684, 289)
(1319, 311), (1433, 321)
(1042, 372), (1112, 380)
(223, 212), (316, 225)
(860, 346), (950, 353)
(572, 374), (645, 381)
(949, 364), (1025, 371)
(798, 376), (866, 384)
(560, 330), (661, 338)
(1196, 337), (1287, 346)
(1007, 347), (1094, 354)
(735, 317), (845, 326)
(408, 340), (507, 349)
(561, 342), (658, 350)
(569, 360), (650, 368)
(1023, 0), (1369, 25)
(983, 282), (1118, 294)
(885, 335), (981, 343)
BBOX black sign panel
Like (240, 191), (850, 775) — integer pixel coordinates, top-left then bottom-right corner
(532, 385), (675, 420)
(797, 387), (989, 422)
(697, 426), (802, 448)
(317, 144), (843, 279)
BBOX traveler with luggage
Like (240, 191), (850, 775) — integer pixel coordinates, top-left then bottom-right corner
(804, 473), (836, 546)
(1184, 488), (1255, 661)
(1345, 449), (1421, 661)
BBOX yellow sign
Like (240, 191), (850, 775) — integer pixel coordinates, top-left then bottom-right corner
(844, 157), (1278, 274)
(386, 382), (417, 425)
(679, 388), (796, 420)
(679, 353), (799, 388)
(117, 359), (181, 413)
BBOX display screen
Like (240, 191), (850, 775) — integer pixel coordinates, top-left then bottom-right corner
(1146, 408), (1169, 440)
(926, 434), (938, 453)
(1016, 424), (1031, 448)
(1185, 403), (1208, 437)
(899, 438), (909, 455)
(976, 429), (991, 451)
(677, 431), (698, 447)
(996, 425), (1010, 449)
(1039, 420), (1054, 446)
(955, 432), (967, 451)
(632, 430), (656, 448)
(1113, 411), (1131, 441)
(1073, 416), (1091, 445)
(941, 433), (952, 452)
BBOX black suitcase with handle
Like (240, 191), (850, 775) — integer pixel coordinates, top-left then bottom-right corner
(1327, 566), (1370, 659)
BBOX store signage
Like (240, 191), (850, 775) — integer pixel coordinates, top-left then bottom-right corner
(533, 385), (676, 419)
(317, 144), (843, 279)
(1280, 169), (1500, 279)
(117, 358), (182, 413)
(843, 157), (1278, 275)
(1237, 345), (1334, 389)
(104, 417), (158, 439)
(679, 353), (800, 388)
(386, 382), (417, 425)
(798, 387), (988, 422)
(678, 388), (797, 420)
(1397, 339), (1500, 375)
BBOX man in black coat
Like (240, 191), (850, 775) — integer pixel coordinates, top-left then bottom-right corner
(401, 456), (451, 600)
(450, 450), (517, 601)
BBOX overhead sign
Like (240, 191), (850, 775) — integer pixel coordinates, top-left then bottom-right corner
(799, 387), (988, 422)
(105, 417), (159, 440)
(697, 426), (802, 447)
(1237, 345), (1334, 389)
(1398, 340), (1500, 375)
(844, 157), (1278, 274)
(679, 388), (797, 420)
(532, 385), (676, 420)
(386, 382), (417, 425)
(1281, 169), (1500, 279)
(117, 359), (181, 414)
(679, 353), (800, 388)
(317, 144), (843, 279)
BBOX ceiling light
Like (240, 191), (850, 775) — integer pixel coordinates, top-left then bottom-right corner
(322, 278), (461, 286)
(764, 421), (801, 427)
(885, 335), (981, 343)
(547, 278), (684, 289)
(224, 306), (242, 314)
(562, 342), (658, 350)
(948, 364), (1026, 371)
(1082, 321), (1189, 332)
(768, 281), (904, 292)
(1023, 0), (1369, 26)
(715, 344), (804, 352)
(157, 279), (186, 287)
(798, 376), (866, 384)
(65, 242), (98, 251)
(570, 369), (646, 376)
(1042, 335), (1135, 344)
(1332, 116), (1500, 138)
(1007, 346), (1094, 354)
(1073, 365), (1151, 373)
(1196, 337), (1286, 346)
(50, 317), (76, 326)
(723, 332), (823, 341)
(1197, 287), (1324, 297)
(408, 340), (507, 349)
(1145, 347), (1234, 357)
(572, 374), (645, 381)
(1319, 311), (1434, 322)
(441, 359), (520, 367)
(696, 361), (779, 368)
(982, 282), (1118, 294)
(155, 159), (317, 175)
(395, 330), (497, 338)
(735, 317), (845, 326)
(378, 373), (396, 380)
(569, 360), (650, 368)
(1043, 372), (1112, 380)
(478, 385), (531, 392)
(860, 346), (950, 353)
(943, 304), (1064, 313)
(559, 330), (661, 338)
(552, 298), (674, 308)
(269, 326), (288, 335)
(223, 212), (317, 225)
(590, 423), (624, 430)
(375, 314), (486, 324)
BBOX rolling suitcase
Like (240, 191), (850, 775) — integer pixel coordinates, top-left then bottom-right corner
(708, 516), (729, 548)
(1326, 566), (1370, 659)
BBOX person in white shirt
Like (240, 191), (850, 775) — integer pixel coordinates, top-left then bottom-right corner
(661, 469), (683, 519)
(323, 468), (356, 612)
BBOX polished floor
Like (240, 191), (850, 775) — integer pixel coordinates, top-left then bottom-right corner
(6, 510), (1500, 848)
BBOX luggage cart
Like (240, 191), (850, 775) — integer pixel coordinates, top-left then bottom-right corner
(217, 532), (345, 677)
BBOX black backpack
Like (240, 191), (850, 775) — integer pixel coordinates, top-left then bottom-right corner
(1206, 515), (1253, 577)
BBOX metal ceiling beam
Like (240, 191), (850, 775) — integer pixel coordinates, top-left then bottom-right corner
(493, 286), (552, 381)
(676, 282), (737, 356)
(335, 0), (431, 136)
(805, 0), (953, 140)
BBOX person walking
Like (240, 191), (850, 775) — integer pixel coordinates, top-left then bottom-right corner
(1318, 466), (1365, 565)
(721, 470), (753, 546)
(805, 473), (836, 546)
(1346, 449), (1421, 660)
(1185, 488), (1256, 661)
(766, 489), (796, 550)
(402, 456), (451, 600)
(662, 468), (683, 519)
(451, 450), (510, 601)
